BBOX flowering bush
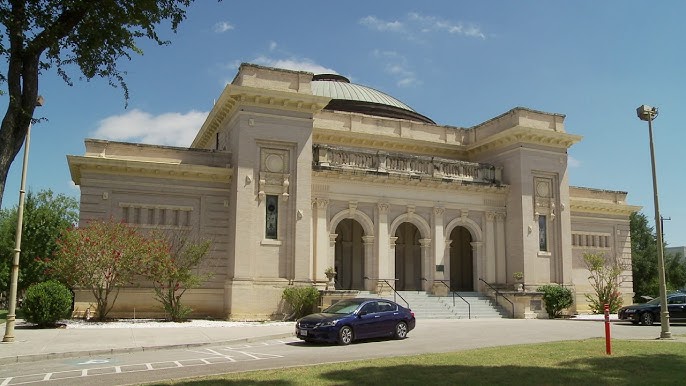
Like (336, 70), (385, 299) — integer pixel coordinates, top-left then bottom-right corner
(140, 230), (212, 322)
(583, 252), (624, 313)
(51, 219), (155, 321)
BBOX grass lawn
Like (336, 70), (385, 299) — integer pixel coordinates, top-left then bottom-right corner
(0, 309), (6, 324)
(149, 338), (686, 385)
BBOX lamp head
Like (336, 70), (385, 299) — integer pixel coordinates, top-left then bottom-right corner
(637, 105), (658, 121)
(36, 95), (44, 107)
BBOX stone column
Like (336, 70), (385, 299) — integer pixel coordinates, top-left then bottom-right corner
(485, 212), (496, 283)
(495, 213), (507, 284)
(376, 202), (390, 280)
(471, 241), (484, 291)
(362, 235), (375, 291)
(314, 198), (329, 282)
(432, 207), (445, 280)
(419, 238), (432, 292)
(384, 236), (398, 294)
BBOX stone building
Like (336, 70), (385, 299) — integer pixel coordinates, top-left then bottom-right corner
(67, 63), (640, 319)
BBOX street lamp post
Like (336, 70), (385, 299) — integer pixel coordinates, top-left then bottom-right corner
(636, 104), (671, 339)
(2, 96), (44, 343)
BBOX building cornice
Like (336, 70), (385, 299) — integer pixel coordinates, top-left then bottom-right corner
(570, 199), (642, 217)
(313, 131), (464, 159)
(67, 155), (233, 185)
(466, 126), (583, 157)
(191, 85), (331, 149)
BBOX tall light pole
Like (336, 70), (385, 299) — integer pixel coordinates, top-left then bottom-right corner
(636, 104), (671, 339)
(3, 96), (44, 343)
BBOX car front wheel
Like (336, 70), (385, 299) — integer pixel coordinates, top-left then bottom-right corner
(338, 326), (353, 345)
(640, 312), (655, 326)
(394, 321), (408, 339)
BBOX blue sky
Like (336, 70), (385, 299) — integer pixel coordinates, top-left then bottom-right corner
(3, 1), (686, 247)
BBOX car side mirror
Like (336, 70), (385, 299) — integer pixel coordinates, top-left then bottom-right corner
(358, 310), (367, 317)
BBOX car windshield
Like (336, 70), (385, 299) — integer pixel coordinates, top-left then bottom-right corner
(323, 300), (362, 314)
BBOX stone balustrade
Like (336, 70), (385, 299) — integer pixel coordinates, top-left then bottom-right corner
(313, 144), (502, 184)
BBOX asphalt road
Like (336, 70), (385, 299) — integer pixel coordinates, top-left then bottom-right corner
(2, 319), (685, 386)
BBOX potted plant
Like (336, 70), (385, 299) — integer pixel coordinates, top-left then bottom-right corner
(513, 272), (524, 292)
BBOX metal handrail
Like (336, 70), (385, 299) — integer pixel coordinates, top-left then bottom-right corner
(435, 280), (471, 319)
(364, 277), (409, 308)
(479, 278), (514, 319)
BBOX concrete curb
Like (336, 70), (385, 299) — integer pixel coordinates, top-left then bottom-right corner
(0, 332), (295, 366)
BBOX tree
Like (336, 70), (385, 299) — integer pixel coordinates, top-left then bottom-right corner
(0, 189), (77, 295)
(50, 219), (154, 321)
(0, 1), (198, 208)
(630, 212), (686, 300)
(665, 251), (686, 292)
(630, 212), (659, 301)
(582, 252), (625, 313)
(141, 230), (212, 322)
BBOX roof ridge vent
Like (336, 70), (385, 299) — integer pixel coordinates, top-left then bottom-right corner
(312, 73), (350, 83)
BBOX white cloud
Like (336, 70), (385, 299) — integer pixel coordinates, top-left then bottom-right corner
(251, 56), (337, 74)
(362, 13), (486, 40)
(92, 109), (208, 147)
(568, 156), (581, 168)
(359, 16), (404, 32)
(213, 21), (234, 33)
(371, 50), (421, 88)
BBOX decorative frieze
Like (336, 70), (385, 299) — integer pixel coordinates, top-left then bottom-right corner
(313, 144), (501, 185)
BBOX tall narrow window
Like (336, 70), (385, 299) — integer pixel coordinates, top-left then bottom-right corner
(538, 215), (548, 252)
(265, 195), (278, 239)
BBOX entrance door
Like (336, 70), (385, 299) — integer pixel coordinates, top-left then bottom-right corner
(395, 222), (422, 291)
(449, 226), (473, 291)
(334, 219), (365, 290)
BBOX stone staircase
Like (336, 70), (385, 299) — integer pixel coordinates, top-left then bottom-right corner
(357, 290), (511, 319)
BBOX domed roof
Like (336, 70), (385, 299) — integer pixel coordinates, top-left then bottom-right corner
(311, 74), (435, 124)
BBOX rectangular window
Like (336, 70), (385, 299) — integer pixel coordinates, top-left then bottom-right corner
(538, 215), (548, 252)
(265, 195), (278, 239)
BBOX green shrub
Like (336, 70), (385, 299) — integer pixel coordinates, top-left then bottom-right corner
(22, 280), (73, 327)
(282, 286), (320, 320)
(537, 284), (573, 319)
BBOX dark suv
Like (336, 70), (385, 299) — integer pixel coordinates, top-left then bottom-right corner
(618, 293), (686, 326)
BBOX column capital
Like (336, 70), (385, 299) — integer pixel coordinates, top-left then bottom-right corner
(433, 207), (445, 216)
(419, 238), (432, 248)
(329, 233), (338, 246)
(486, 211), (496, 221)
(378, 202), (390, 213)
(495, 212), (506, 221)
(313, 197), (329, 209)
(362, 235), (375, 245)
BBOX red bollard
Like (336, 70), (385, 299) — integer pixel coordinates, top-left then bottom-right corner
(604, 303), (611, 355)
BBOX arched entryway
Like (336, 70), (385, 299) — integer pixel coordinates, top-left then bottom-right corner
(395, 222), (422, 291)
(449, 226), (473, 291)
(334, 219), (366, 290)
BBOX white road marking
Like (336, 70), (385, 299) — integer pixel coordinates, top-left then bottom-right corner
(0, 345), (287, 385)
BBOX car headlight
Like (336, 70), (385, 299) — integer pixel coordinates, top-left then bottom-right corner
(316, 319), (339, 327)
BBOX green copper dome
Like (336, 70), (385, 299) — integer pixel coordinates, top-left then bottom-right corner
(311, 74), (434, 124)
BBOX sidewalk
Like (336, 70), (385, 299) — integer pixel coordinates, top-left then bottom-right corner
(0, 319), (295, 365)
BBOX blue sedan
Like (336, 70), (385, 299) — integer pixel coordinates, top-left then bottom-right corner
(295, 298), (416, 345)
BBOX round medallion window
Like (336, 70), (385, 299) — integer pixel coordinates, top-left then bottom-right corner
(265, 154), (284, 173)
(536, 182), (550, 197)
